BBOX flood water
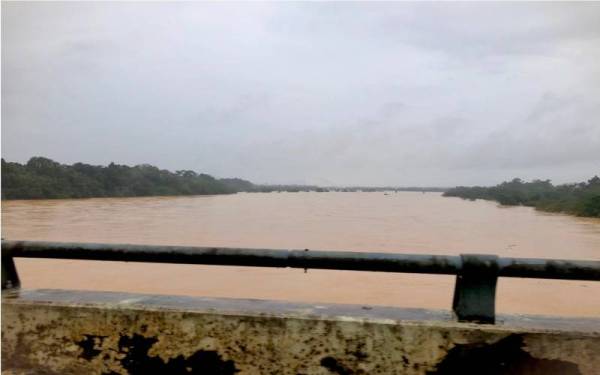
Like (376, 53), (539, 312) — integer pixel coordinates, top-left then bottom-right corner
(2, 192), (600, 317)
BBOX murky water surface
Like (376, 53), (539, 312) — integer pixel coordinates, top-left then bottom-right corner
(2, 192), (599, 317)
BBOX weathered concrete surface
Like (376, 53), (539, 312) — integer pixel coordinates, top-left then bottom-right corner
(2, 289), (599, 375)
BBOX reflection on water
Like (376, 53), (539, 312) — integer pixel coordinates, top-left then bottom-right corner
(2, 192), (600, 316)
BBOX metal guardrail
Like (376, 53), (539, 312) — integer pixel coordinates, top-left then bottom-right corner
(2, 240), (600, 324)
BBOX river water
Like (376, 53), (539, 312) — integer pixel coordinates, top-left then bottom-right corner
(2, 192), (599, 317)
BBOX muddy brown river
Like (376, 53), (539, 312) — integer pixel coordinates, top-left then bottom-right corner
(2, 192), (599, 317)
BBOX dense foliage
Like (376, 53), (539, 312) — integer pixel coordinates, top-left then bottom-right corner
(443, 177), (600, 217)
(0, 157), (448, 199)
(1, 157), (238, 199)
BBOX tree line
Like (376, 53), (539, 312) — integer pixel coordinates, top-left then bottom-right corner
(443, 176), (600, 218)
(5, 157), (598, 219)
(1, 157), (248, 199)
(2, 157), (451, 199)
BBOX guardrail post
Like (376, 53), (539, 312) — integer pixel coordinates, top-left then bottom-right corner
(452, 254), (499, 324)
(2, 253), (21, 290)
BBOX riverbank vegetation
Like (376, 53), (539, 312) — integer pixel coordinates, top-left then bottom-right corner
(1, 157), (240, 199)
(1, 157), (448, 199)
(443, 177), (600, 218)
(6, 157), (597, 219)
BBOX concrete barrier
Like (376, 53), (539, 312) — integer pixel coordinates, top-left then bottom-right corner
(2, 289), (599, 374)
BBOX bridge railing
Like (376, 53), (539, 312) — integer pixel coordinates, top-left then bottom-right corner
(2, 240), (600, 324)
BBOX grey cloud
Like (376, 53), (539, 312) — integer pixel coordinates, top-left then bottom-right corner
(2, 2), (599, 186)
(526, 93), (577, 123)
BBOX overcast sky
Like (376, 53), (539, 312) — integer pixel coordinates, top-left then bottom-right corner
(2, 2), (599, 186)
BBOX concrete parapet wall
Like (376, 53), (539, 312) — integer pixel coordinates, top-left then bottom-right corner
(2, 289), (599, 374)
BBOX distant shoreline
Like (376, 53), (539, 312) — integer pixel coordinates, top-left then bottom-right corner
(1, 189), (450, 203)
(1, 157), (446, 200)
(6, 158), (597, 218)
(443, 177), (600, 218)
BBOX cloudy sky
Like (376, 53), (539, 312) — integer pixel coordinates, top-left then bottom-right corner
(2, 2), (599, 186)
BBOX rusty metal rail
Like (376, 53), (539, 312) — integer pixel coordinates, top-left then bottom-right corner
(2, 240), (600, 324)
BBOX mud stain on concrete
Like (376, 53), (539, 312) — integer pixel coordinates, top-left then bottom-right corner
(320, 356), (354, 375)
(427, 334), (582, 375)
(76, 335), (107, 361)
(76, 333), (239, 375)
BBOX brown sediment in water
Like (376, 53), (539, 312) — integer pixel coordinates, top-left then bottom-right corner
(2, 192), (600, 317)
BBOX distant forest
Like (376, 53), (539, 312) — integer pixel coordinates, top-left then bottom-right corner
(0, 157), (446, 200)
(443, 177), (600, 218)
(4, 158), (598, 219)
(1, 157), (245, 199)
